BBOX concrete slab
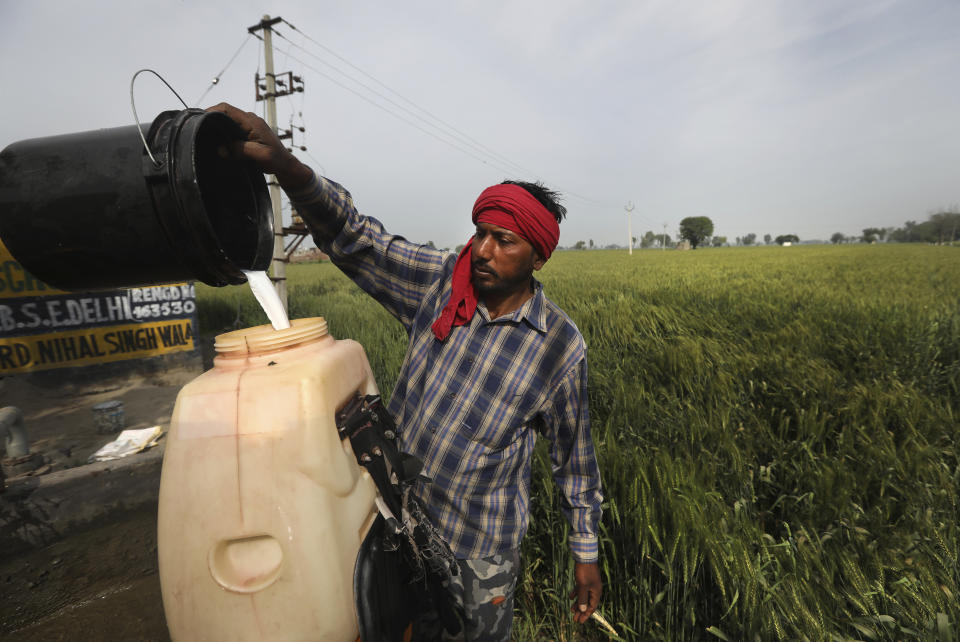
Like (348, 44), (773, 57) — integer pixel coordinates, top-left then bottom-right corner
(0, 445), (164, 560)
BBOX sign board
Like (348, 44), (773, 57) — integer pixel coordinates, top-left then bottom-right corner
(0, 240), (199, 375)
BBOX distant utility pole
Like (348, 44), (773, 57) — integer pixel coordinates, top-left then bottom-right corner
(624, 201), (634, 255)
(248, 14), (305, 313)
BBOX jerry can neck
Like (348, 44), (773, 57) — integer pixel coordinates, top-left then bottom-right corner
(214, 317), (329, 358)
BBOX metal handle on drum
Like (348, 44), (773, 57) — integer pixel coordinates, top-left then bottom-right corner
(130, 69), (190, 167)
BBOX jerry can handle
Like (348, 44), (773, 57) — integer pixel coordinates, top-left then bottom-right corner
(130, 68), (190, 168)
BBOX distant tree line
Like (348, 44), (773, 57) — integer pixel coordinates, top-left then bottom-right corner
(642, 230), (672, 248)
(832, 210), (960, 244)
(559, 208), (958, 252)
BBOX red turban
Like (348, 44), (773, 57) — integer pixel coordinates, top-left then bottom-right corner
(431, 184), (560, 340)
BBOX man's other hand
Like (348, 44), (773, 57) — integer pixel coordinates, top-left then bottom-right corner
(569, 561), (602, 624)
(205, 102), (313, 191)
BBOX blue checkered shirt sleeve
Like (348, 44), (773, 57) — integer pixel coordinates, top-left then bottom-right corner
(287, 172), (447, 331)
(543, 357), (601, 562)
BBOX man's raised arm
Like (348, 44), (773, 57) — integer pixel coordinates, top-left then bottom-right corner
(206, 102), (313, 192)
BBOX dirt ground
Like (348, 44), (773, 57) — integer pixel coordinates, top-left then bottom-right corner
(0, 370), (198, 638)
(0, 369), (193, 478)
(0, 507), (167, 639)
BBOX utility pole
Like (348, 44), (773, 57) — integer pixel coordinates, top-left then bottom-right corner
(249, 14), (287, 311)
(624, 201), (634, 255)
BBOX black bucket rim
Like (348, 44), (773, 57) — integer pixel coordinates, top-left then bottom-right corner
(146, 109), (273, 287)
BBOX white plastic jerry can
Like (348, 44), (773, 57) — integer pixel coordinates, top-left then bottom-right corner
(157, 318), (380, 641)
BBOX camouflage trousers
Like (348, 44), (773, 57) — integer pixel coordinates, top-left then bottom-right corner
(412, 549), (521, 642)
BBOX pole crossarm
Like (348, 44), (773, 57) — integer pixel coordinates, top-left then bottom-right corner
(255, 71), (304, 101)
(248, 16), (282, 34)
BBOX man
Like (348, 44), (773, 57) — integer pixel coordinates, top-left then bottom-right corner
(211, 103), (602, 641)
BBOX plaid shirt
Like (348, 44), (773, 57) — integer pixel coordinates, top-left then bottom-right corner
(290, 174), (602, 563)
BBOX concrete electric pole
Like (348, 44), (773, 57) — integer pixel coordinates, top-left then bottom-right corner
(249, 14), (287, 311)
(624, 201), (634, 255)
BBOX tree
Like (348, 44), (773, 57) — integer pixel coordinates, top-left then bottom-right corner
(930, 211), (960, 244)
(742, 233), (757, 246)
(711, 236), (727, 247)
(890, 220), (926, 243)
(862, 228), (882, 243)
(830, 232), (845, 244)
(679, 216), (714, 249)
(901, 221), (918, 243)
(911, 220), (939, 243)
(640, 230), (656, 248)
(875, 210), (959, 244)
(763, 233), (772, 245)
(573, 240), (586, 250)
(589, 239), (594, 249)
(775, 234), (799, 245)
(655, 233), (671, 248)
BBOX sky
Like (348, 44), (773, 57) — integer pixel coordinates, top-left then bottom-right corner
(1, 0), (958, 249)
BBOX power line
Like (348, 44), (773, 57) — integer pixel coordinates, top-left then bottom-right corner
(194, 34), (254, 107)
(276, 20), (544, 181)
(271, 43), (531, 178)
(271, 41), (616, 208)
(270, 19), (624, 210)
(271, 29), (537, 180)
(272, 22), (622, 207)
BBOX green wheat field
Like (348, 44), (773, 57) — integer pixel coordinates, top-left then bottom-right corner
(196, 244), (959, 641)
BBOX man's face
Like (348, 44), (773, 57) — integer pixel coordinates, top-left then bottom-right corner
(471, 222), (545, 297)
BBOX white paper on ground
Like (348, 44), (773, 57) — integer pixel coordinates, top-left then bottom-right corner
(88, 426), (164, 463)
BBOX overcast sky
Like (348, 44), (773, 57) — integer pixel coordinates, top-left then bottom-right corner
(2, 0), (958, 249)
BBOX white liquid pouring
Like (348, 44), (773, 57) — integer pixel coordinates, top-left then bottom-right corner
(243, 270), (291, 331)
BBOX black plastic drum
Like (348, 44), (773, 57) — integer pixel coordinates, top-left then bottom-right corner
(0, 109), (272, 290)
